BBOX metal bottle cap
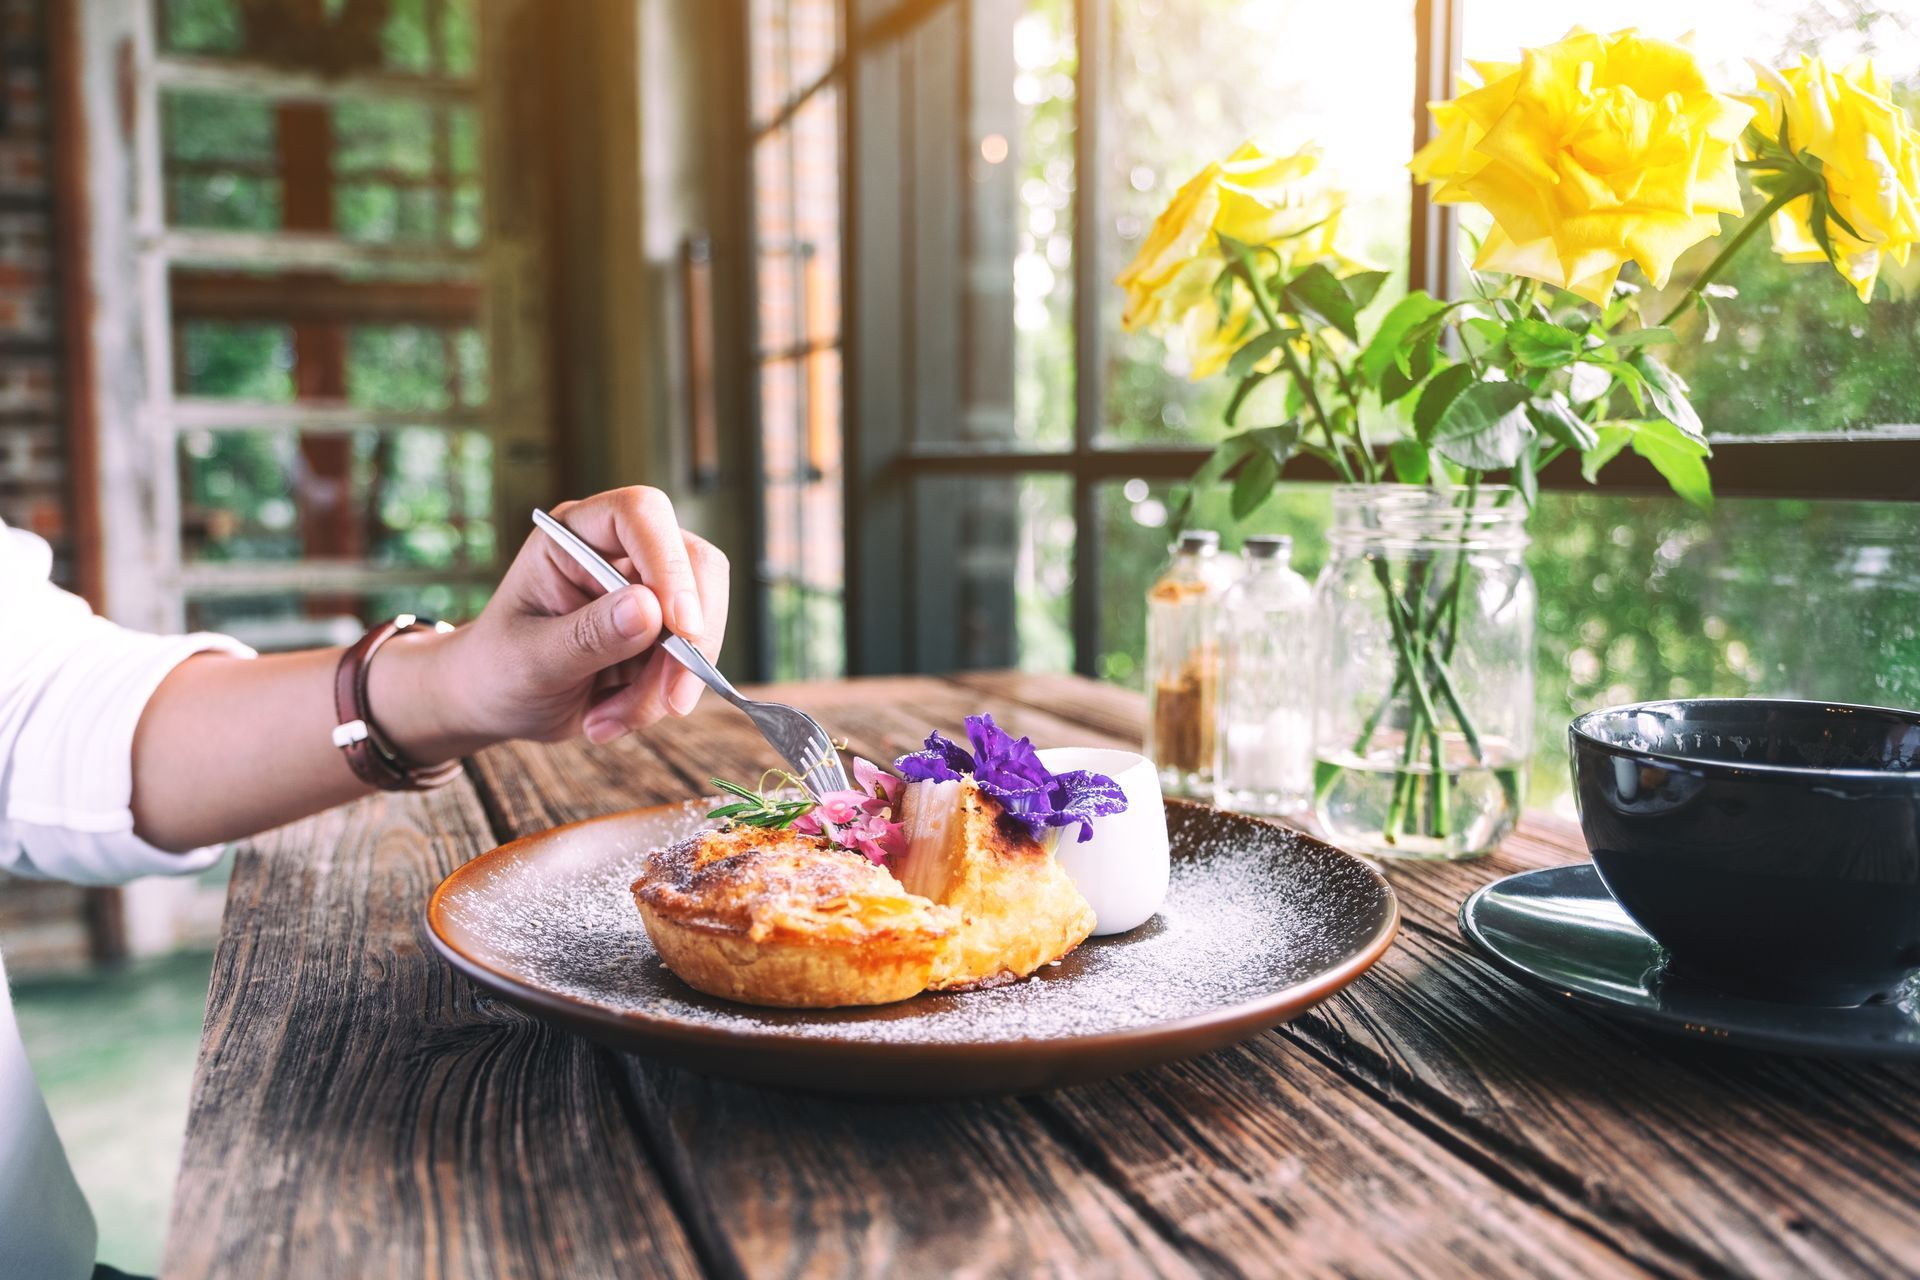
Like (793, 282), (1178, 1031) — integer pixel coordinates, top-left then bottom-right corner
(1175, 530), (1220, 554)
(1243, 534), (1292, 559)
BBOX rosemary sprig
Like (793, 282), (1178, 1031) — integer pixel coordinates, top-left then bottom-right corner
(706, 774), (817, 830)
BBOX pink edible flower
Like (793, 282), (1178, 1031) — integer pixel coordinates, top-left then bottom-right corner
(853, 756), (902, 807)
(839, 811), (907, 864)
(791, 757), (906, 863)
(816, 790), (869, 827)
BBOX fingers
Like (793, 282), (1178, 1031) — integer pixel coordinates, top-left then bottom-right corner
(554, 488), (707, 644)
(537, 584), (663, 685)
(582, 650), (678, 743)
(668, 532), (731, 715)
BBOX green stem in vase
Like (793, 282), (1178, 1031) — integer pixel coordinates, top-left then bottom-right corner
(1230, 245), (1359, 484)
(1383, 697), (1426, 842)
(1655, 185), (1803, 328)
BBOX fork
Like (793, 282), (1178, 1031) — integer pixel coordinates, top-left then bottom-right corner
(530, 508), (852, 798)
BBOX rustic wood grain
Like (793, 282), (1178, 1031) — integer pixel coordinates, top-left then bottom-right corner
(1268, 823), (1920, 1279)
(170, 672), (1920, 1278)
(464, 718), (1198, 1278)
(463, 679), (1671, 1277)
(943, 674), (1920, 1278)
(161, 780), (704, 1279)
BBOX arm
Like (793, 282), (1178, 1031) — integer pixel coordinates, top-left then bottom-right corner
(128, 487), (730, 852)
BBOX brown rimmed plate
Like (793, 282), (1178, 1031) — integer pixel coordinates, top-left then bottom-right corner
(426, 798), (1398, 1097)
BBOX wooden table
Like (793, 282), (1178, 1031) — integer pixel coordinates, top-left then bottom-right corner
(163, 672), (1920, 1278)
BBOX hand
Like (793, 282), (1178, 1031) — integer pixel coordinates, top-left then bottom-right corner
(385, 487), (731, 754)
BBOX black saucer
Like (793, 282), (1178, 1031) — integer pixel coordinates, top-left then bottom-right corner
(1459, 863), (1920, 1058)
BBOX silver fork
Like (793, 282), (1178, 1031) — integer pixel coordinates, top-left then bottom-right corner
(530, 508), (852, 797)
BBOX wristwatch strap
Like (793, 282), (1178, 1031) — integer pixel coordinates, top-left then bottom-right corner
(331, 614), (464, 792)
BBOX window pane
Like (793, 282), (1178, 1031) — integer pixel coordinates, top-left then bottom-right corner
(1099, 480), (1920, 812)
(347, 324), (453, 411)
(912, 473), (1074, 670)
(1013, 0), (1076, 448)
(793, 88), (842, 344)
(334, 99), (437, 176)
(163, 91), (281, 231)
(750, 0), (793, 126)
(186, 584), (492, 651)
(177, 427), (492, 568)
(1460, 2), (1920, 437)
(1101, 0), (1415, 445)
(179, 321), (296, 400)
(1528, 492), (1920, 812)
(766, 582), (845, 682)
(159, 0), (244, 55)
(754, 126), (798, 353)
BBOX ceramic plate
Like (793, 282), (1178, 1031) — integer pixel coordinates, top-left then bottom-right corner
(1460, 863), (1920, 1058)
(427, 799), (1398, 1097)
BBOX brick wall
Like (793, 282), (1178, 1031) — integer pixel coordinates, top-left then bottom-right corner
(0, 0), (72, 583)
(0, 0), (91, 976)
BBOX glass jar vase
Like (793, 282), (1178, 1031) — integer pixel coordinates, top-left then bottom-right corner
(1311, 485), (1533, 859)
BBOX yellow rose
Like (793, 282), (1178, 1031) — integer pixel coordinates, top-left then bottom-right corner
(1412, 29), (1752, 304)
(1746, 56), (1920, 302)
(1116, 141), (1348, 336)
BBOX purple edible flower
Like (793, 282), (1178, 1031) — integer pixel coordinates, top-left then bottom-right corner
(894, 714), (1128, 843)
(894, 728), (974, 782)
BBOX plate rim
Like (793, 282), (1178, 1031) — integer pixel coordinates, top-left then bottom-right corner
(425, 799), (1401, 1067)
(1458, 862), (1920, 1059)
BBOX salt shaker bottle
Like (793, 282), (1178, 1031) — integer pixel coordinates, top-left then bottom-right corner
(1214, 534), (1313, 815)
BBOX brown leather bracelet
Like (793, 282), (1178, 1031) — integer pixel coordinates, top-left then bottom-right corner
(331, 614), (464, 792)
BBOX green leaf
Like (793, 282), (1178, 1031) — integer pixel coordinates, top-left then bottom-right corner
(1173, 433), (1257, 529)
(1389, 437), (1431, 484)
(1515, 439), (1540, 510)
(1528, 392), (1600, 452)
(1581, 423), (1635, 483)
(1460, 316), (1508, 362)
(1210, 266), (1236, 325)
(1245, 422), (1302, 464)
(1605, 326), (1677, 352)
(1358, 292), (1448, 386)
(1506, 318), (1583, 368)
(1281, 262), (1359, 341)
(1631, 418), (1715, 511)
(1412, 362), (1475, 440)
(1629, 352), (1705, 442)
(1223, 368), (1274, 427)
(1341, 269), (1390, 311)
(1430, 381), (1534, 471)
(1380, 336), (1435, 404)
(1231, 446), (1281, 520)
(1592, 358), (1648, 412)
(1694, 293), (1720, 343)
(1226, 331), (1286, 380)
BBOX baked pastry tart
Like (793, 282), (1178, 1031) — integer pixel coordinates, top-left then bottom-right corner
(634, 824), (959, 1008)
(893, 778), (1096, 990)
(632, 714), (1125, 1009)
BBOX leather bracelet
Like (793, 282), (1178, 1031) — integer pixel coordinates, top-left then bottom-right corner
(331, 614), (464, 792)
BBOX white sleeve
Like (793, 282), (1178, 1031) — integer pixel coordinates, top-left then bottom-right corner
(1, 527), (256, 886)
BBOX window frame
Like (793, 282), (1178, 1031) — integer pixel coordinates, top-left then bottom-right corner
(763, 0), (1920, 681)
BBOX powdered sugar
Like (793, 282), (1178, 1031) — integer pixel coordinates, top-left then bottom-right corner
(433, 800), (1392, 1046)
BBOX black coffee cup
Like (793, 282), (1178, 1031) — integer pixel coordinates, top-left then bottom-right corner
(1569, 698), (1920, 1006)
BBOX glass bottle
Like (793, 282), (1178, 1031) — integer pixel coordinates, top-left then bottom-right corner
(1145, 530), (1237, 797)
(1311, 485), (1534, 859)
(1214, 535), (1314, 815)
